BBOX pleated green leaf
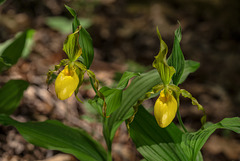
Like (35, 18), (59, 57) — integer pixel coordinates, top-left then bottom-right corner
(0, 80), (29, 115)
(0, 114), (107, 161)
(167, 25), (185, 85)
(79, 27), (94, 69)
(179, 60), (200, 84)
(130, 106), (240, 161)
(117, 71), (140, 90)
(65, 5), (94, 69)
(90, 71), (139, 117)
(100, 87), (122, 116)
(103, 69), (161, 148)
(129, 106), (189, 161)
(181, 117), (240, 160)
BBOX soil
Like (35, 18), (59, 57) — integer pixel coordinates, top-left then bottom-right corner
(0, 0), (240, 160)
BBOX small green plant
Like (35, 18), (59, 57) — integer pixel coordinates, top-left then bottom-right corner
(0, 5), (239, 161)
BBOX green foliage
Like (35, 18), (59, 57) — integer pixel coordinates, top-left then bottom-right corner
(90, 71), (139, 117)
(63, 28), (82, 61)
(0, 29), (35, 72)
(130, 106), (189, 161)
(0, 115), (107, 161)
(130, 106), (240, 161)
(167, 25), (185, 85)
(79, 27), (94, 69)
(65, 5), (94, 69)
(0, 0), (5, 5)
(153, 27), (175, 85)
(179, 60), (200, 84)
(0, 80), (29, 115)
(103, 70), (161, 148)
(46, 16), (92, 34)
(46, 17), (72, 34)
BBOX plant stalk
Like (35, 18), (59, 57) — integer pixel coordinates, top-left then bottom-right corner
(177, 109), (188, 133)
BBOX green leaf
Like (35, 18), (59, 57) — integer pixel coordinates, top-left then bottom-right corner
(0, 0), (6, 5)
(65, 5), (94, 69)
(79, 27), (94, 69)
(103, 69), (161, 148)
(181, 117), (240, 160)
(21, 29), (35, 58)
(100, 87), (122, 116)
(64, 5), (77, 17)
(167, 25), (185, 85)
(46, 17), (92, 34)
(0, 29), (35, 72)
(179, 60), (200, 84)
(130, 107), (240, 161)
(63, 28), (82, 61)
(0, 115), (107, 161)
(152, 27), (175, 85)
(0, 80), (29, 115)
(64, 5), (80, 33)
(46, 16), (72, 34)
(129, 106), (189, 161)
(117, 71), (139, 90)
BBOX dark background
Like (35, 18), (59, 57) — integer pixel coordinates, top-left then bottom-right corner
(0, 0), (240, 160)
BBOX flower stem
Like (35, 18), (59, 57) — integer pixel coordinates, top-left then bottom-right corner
(107, 149), (112, 161)
(177, 109), (188, 133)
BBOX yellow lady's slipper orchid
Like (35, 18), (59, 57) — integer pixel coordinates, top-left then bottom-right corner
(55, 65), (79, 100)
(154, 89), (177, 128)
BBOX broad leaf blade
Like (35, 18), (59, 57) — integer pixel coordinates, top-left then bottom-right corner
(103, 69), (161, 147)
(0, 115), (107, 161)
(117, 71), (139, 90)
(0, 30), (34, 72)
(21, 29), (35, 58)
(167, 25), (185, 85)
(130, 106), (189, 161)
(181, 117), (240, 160)
(179, 60), (200, 84)
(0, 80), (29, 115)
(79, 27), (94, 69)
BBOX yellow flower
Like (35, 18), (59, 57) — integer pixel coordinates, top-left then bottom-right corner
(154, 89), (177, 128)
(55, 65), (79, 100)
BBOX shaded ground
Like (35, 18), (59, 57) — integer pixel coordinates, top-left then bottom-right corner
(0, 0), (240, 160)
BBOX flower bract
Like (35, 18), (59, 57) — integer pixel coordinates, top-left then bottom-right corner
(55, 65), (79, 100)
(154, 89), (177, 128)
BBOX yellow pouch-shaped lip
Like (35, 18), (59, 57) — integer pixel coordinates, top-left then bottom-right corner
(154, 90), (177, 128)
(55, 66), (79, 100)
